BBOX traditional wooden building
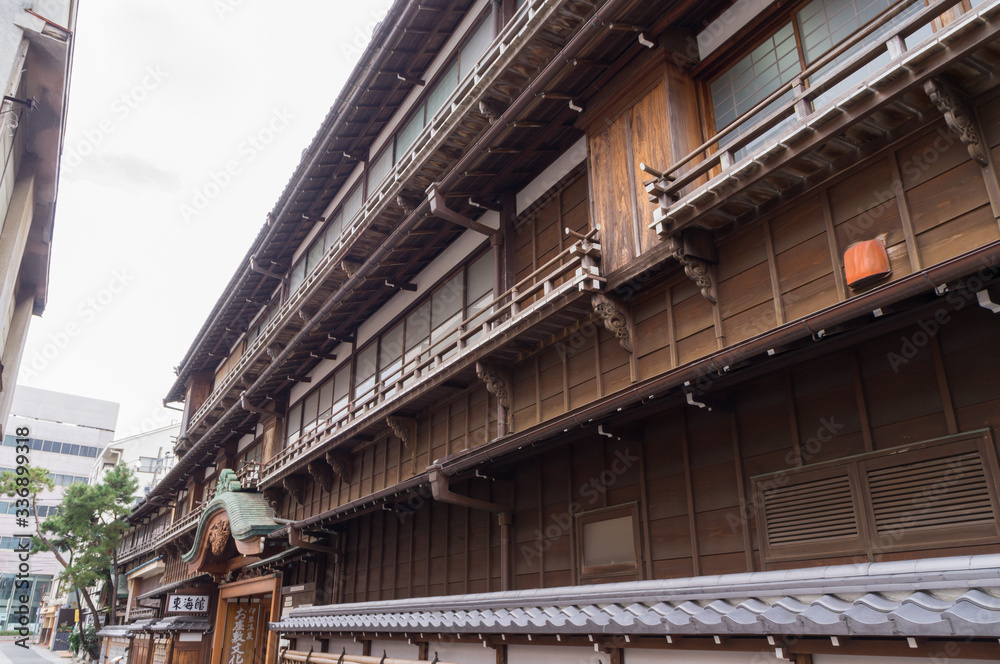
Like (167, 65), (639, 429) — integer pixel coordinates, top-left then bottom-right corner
(110, 1), (1000, 663)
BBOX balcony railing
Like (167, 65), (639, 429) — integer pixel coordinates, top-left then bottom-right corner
(128, 607), (155, 621)
(180, 0), (581, 442)
(118, 503), (205, 564)
(649, 0), (999, 235)
(237, 462), (261, 490)
(261, 230), (603, 483)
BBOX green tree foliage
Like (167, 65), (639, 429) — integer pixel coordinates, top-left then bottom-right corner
(0, 463), (137, 657)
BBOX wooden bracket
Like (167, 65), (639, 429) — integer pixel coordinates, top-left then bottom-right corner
(478, 98), (506, 124)
(667, 228), (718, 304)
(591, 293), (634, 353)
(309, 351), (338, 362)
(308, 459), (336, 493)
(341, 260), (362, 277)
(249, 256), (283, 280)
(386, 416), (417, 449)
(475, 362), (511, 408)
(262, 487), (283, 511)
(325, 450), (353, 484)
(396, 193), (422, 215)
(924, 77), (988, 167)
(240, 394), (277, 416)
(283, 475), (308, 506)
(469, 197), (502, 212)
(384, 279), (418, 292)
(266, 344), (284, 361)
(427, 182), (498, 237)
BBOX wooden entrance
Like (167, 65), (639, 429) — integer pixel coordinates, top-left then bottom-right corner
(210, 575), (281, 664)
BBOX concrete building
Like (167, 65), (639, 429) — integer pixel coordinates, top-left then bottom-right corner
(91, 423), (182, 502)
(0, 385), (118, 638)
(0, 1), (79, 432)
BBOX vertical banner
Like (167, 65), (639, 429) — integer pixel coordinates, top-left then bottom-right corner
(219, 601), (261, 664)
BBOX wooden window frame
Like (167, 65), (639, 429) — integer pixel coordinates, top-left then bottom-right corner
(575, 503), (642, 581)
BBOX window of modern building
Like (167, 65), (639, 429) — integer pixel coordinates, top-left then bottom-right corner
(0, 537), (31, 550)
(137, 457), (159, 474)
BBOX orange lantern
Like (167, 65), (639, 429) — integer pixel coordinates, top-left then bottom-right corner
(844, 238), (891, 289)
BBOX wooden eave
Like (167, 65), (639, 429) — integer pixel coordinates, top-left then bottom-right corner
(166, 0), (475, 404)
(145, 0), (705, 521)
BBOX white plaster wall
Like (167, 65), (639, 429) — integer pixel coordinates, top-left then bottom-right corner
(428, 640), (497, 664)
(508, 644), (604, 664)
(317, 638), (365, 657)
(627, 648), (783, 664)
(814, 655), (997, 664)
(369, 639), (420, 661)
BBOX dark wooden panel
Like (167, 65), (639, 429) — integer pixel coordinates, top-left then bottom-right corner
(589, 116), (636, 273)
(907, 159), (989, 235)
(629, 81), (671, 256)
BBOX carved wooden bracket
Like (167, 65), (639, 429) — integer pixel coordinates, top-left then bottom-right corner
(924, 77), (988, 167)
(266, 344), (284, 361)
(308, 459), (336, 493)
(591, 293), (634, 353)
(396, 193), (421, 215)
(326, 450), (353, 484)
(262, 487), (283, 511)
(478, 98), (506, 124)
(475, 362), (511, 408)
(386, 416), (417, 449)
(667, 228), (718, 304)
(283, 475), (308, 506)
(340, 260), (362, 277)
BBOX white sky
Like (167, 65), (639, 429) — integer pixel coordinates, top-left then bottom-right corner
(18, 0), (392, 438)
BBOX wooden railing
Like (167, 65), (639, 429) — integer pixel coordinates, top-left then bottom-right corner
(128, 607), (155, 621)
(650, 0), (990, 230)
(261, 231), (603, 483)
(182, 0), (574, 441)
(118, 503), (205, 564)
(237, 462), (261, 490)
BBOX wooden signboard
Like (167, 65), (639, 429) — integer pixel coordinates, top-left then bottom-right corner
(219, 601), (262, 664)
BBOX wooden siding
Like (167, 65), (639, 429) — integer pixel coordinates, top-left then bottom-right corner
(267, 101), (1000, 531)
(326, 305), (1000, 603)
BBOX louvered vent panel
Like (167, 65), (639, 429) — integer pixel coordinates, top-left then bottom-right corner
(761, 473), (859, 547)
(867, 451), (996, 535)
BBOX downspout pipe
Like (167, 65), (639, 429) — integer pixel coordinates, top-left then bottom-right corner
(148, 0), (640, 505)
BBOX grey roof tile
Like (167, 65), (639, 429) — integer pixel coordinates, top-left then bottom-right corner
(269, 555), (1000, 640)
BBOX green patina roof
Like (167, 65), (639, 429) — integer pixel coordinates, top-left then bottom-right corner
(182, 469), (279, 562)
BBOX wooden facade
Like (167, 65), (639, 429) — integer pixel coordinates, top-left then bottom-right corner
(110, 1), (1000, 663)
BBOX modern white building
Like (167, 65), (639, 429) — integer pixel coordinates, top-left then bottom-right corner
(0, 385), (118, 634)
(91, 423), (181, 501)
(0, 1), (78, 433)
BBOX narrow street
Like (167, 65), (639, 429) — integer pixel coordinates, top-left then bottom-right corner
(0, 644), (68, 664)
